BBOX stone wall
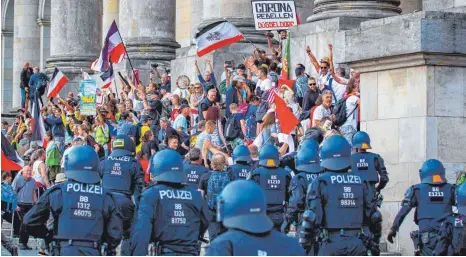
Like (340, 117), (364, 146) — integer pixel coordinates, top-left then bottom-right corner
(176, 0), (192, 47)
(2, 0), (14, 113)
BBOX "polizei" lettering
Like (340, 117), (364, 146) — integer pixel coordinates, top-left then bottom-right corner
(330, 175), (362, 184)
(159, 190), (193, 200)
(67, 183), (103, 194)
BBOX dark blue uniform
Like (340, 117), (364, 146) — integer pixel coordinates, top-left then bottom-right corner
(23, 182), (123, 256)
(183, 162), (209, 188)
(100, 154), (144, 255)
(390, 183), (455, 255)
(351, 152), (388, 249)
(206, 229), (305, 256)
(249, 166), (291, 230)
(130, 183), (210, 255)
(432, 213), (465, 255)
(305, 172), (374, 255)
(227, 163), (253, 181)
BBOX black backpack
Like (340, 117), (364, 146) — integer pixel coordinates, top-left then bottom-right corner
(224, 114), (243, 141)
(333, 98), (357, 127)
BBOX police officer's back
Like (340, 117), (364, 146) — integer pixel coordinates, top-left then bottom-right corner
(23, 145), (123, 256)
(248, 144), (291, 230)
(285, 139), (322, 235)
(183, 147), (209, 189)
(299, 135), (375, 256)
(99, 134), (144, 255)
(206, 180), (305, 256)
(228, 145), (254, 180)
(387, 159), (456, 256)
(130, 149), (210, 256)
(351, 131), (388, 251)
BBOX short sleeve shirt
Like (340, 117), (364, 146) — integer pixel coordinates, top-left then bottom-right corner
(312, 105), (332, 127)
(342, 95), (359, 129)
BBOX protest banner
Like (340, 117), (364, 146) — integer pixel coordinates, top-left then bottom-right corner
(251, 0), (297, 30)
(79, 79), (97, 115)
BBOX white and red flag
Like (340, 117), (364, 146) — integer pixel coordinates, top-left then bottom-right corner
(91, 20), (126, 72)
(47, 67), (68, 98)
(195, 20), (244, 57)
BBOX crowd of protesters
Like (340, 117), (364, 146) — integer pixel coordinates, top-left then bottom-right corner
(1, 30), (361, 254)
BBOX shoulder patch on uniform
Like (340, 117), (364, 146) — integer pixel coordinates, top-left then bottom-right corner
(404, 186), (414, 200)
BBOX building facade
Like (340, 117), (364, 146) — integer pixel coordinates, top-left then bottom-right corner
(2, 0), (466, 255)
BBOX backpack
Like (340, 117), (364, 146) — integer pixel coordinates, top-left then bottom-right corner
(206, 171), (231, 210)
(37, 73), (48, 95)
(333, 98), (357, 127)
(302, 127), (324, 144)
(224, 114), (243, 141)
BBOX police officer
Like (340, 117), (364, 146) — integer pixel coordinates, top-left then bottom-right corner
(248, 144), (291, 231)
(99, 134), (144, 255)
(351, 131), (389, 253)
(206, 180), (305, 256)
(228, 145), (254, 180)
(129, 149), (210, 256)
(431, 184), (465, 256)
(387, 159), (456, 256)
(284, 139), (322, 241)
(23, 145), (123, 256)
(279, 151), (297, 176)
(299, 135), (375, 255)
(183, 147), (209, 188)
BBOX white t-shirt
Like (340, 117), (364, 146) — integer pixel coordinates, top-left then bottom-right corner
(32, 160), (44, 185)
(256, 78), (272, 92)
(342, 95), (359, 129)
(312, 105), (332, 127)
(319, 73), (347, 103)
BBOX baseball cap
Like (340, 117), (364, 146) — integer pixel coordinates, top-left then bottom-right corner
(160, 85), (169, 91)
(141, 115), (152, 122)
(237, 64), (246, 70)
(233, 75), (245, 83)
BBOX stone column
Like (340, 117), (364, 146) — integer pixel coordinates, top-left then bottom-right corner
(119, 0), (180, 84)
(36, 19), (50, 71)
(46, 0), (102, 94)
(308, 0), (402, 22)
(190, 0), (203, 45)
(2, 0), (15, 113)
(102, 0), (119, 44)
(199, 0), (267, 44)
(12, 0), (41, 109)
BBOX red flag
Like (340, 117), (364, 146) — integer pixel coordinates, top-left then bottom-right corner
(273, 92), (299, 135)
(278, 78), (295, 90)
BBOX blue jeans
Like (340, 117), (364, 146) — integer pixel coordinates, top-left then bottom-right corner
(20, 87), (26, 108)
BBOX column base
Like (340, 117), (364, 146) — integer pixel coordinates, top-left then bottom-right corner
(307, 0), (401, 22)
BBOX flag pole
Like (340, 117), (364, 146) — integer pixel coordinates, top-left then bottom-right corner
(113, 21), (140, 85)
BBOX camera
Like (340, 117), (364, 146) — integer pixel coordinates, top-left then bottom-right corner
(224, 60), (234, 68)
(165, 68), (171, 74)
(150, 63), (158, 69)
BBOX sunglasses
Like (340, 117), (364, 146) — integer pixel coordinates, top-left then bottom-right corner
(194, 87), (201, 89)
(308, 83), (316, 86)
(320, 66), (329, 69)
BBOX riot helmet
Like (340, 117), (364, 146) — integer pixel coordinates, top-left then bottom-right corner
(217, 180), (273, 233)
(232, 145), (252, 163)
(64, 145), (101, 184)
(457, 182), (466, 215)
(419, 159), (446, 185)
(320, 135), (352, 171)
(111, 134), (136, 157)
(296, 139), (321, 173)
(352, 131), (372, 150)
(149, 149), (185, 184)
(258, 144), (280, 168)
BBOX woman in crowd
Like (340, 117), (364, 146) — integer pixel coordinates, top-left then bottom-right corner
(339, 78), (360, 145)
(45, 131), (61, 186)
(94, 115), (110, 156)
(189, 82), (204, 108)
(141, 130), (158, 160)
(256, 112), (278, 147)
(204, 106), (227, 149)
(170, 94), (182, 122)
